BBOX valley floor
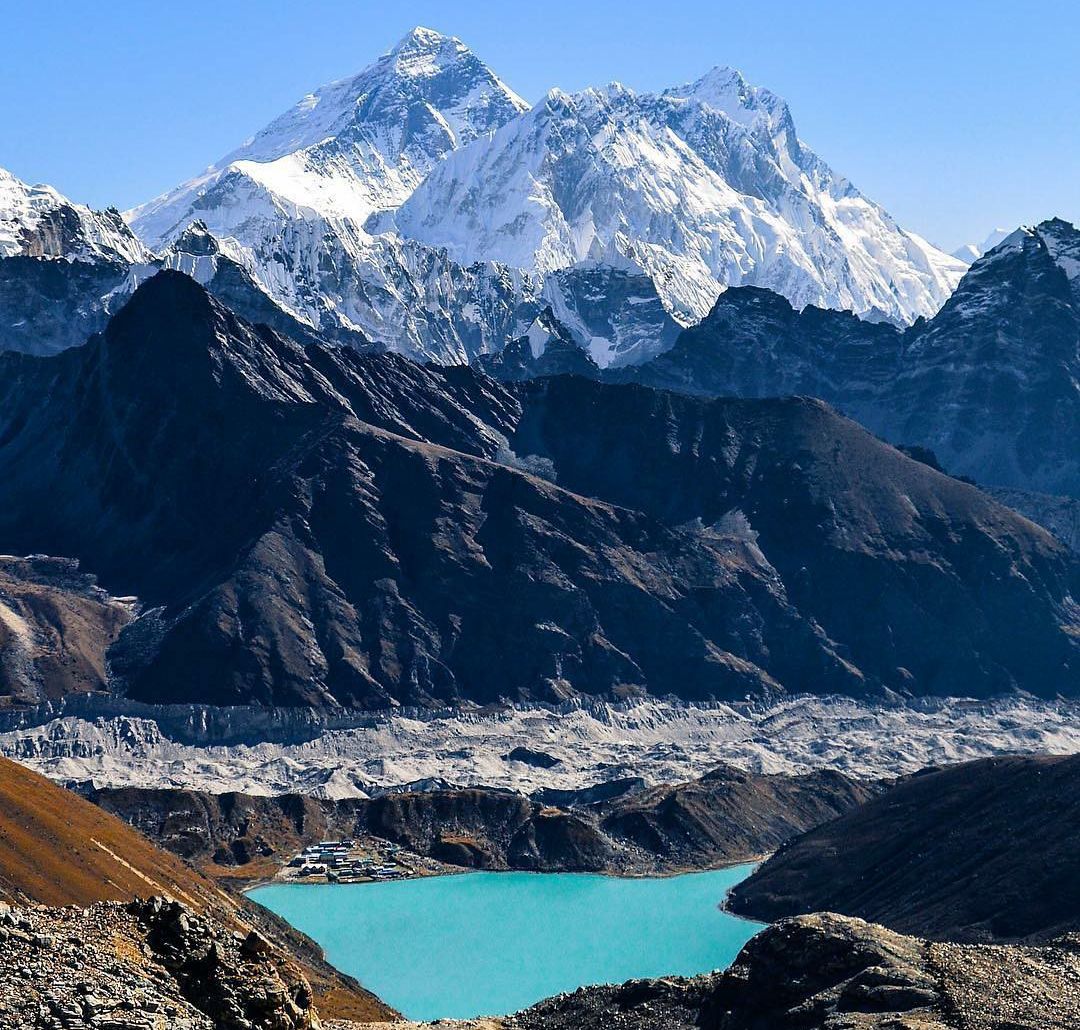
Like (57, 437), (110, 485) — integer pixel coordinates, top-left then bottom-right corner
(3, 695), (1080, 797)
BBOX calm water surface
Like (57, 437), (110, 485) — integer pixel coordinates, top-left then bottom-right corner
(251, 866), (763, 1020)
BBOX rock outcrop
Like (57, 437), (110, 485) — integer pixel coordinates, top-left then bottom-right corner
(0, 896), (321, 1029)
(0, 556), (132, 707)
(512, 912), (1080, 1030)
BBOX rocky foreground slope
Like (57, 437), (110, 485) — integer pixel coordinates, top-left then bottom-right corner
(727, 754), (1080, 943)
(0, 897), (321, 1029)
(85, 765), (872, 876)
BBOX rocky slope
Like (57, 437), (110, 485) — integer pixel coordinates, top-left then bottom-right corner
(0, 754), (389, 1021)
(0, 753), (236, 911)
(510, 911), (1080, 1030)
(728, 754), (1080, 943)
(508, 376), (1079, 698)
(880, 220), (1080, 496)
(0, 896), (322, 1029)
(83, 764), (873, 876)
(988, 487), (1080, 552)
(0, 555), (132, 707)
(0, 272), (1076, 707)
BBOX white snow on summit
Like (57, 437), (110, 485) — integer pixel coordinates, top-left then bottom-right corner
(122, 28), (965, 362)
(395, 73), (964, 325)
(129, 27), (528, 243)
(0, 166), (148, 265)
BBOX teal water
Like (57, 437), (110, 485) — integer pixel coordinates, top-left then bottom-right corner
(251, 866), (763, 1020)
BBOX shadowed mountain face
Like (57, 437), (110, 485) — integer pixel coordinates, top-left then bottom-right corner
(0, 272), (1076, 708)
(613, 220), (1080, 500)
(509, 376), (1080, 697)
(728, 754), (1080, 943)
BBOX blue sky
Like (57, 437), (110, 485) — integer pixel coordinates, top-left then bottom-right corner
(2, 0), (1075, 251)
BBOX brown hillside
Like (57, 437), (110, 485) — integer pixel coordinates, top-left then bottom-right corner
(0, 756), (392, 1020)
(0, 754), (235, 911)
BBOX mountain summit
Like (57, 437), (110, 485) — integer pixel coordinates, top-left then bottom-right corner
(1, 166), (147, 264)
(120, 31), (965, 364)
(130, 27), (528, 240)
(394, 71), (963, 325)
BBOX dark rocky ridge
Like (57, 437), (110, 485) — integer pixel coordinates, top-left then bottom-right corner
(84, 764), (873, 875)
(728, 754), (1080, 943)
(620, 220), (1080, 500)
(988, 486), (1080, 553)
(509, 376), (1080, 698)
(485, 221), (1080, 502)
(0, 271), (1076, 708)
(511, 911), (1080, 1030)
(0, 255), (133, 356)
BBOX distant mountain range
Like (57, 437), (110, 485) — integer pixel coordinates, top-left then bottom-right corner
(0, 27), (1077, 710)
(117, 26), (962, 362)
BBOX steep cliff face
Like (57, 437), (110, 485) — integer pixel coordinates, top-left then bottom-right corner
(880, 221), (1080, 495)
(0, 166), (148, 265)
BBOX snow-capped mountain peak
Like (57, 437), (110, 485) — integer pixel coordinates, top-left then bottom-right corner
(395, 65), (964, 325)
(663, 65), (792, 133)
(124, 32), (966, 362)
(0, 166), (148, 264)
(128, 26), (527, 245)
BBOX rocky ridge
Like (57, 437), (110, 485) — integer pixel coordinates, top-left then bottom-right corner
(83, 764), (873, 876)
(1, 272), (1075, 710)
(727, 754), (1080, 943)
(572, 220), (1080, 498)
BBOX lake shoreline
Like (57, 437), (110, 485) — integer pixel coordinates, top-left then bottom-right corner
(250, 865), (765, 1021)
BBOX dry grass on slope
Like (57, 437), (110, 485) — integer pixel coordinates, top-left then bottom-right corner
(0, 755), (393, 1021)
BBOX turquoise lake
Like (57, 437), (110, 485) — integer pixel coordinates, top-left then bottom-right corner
(251, 866), (763, 1020)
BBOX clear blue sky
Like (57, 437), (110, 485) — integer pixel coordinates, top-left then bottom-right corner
(2, 0), (1075, 251)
